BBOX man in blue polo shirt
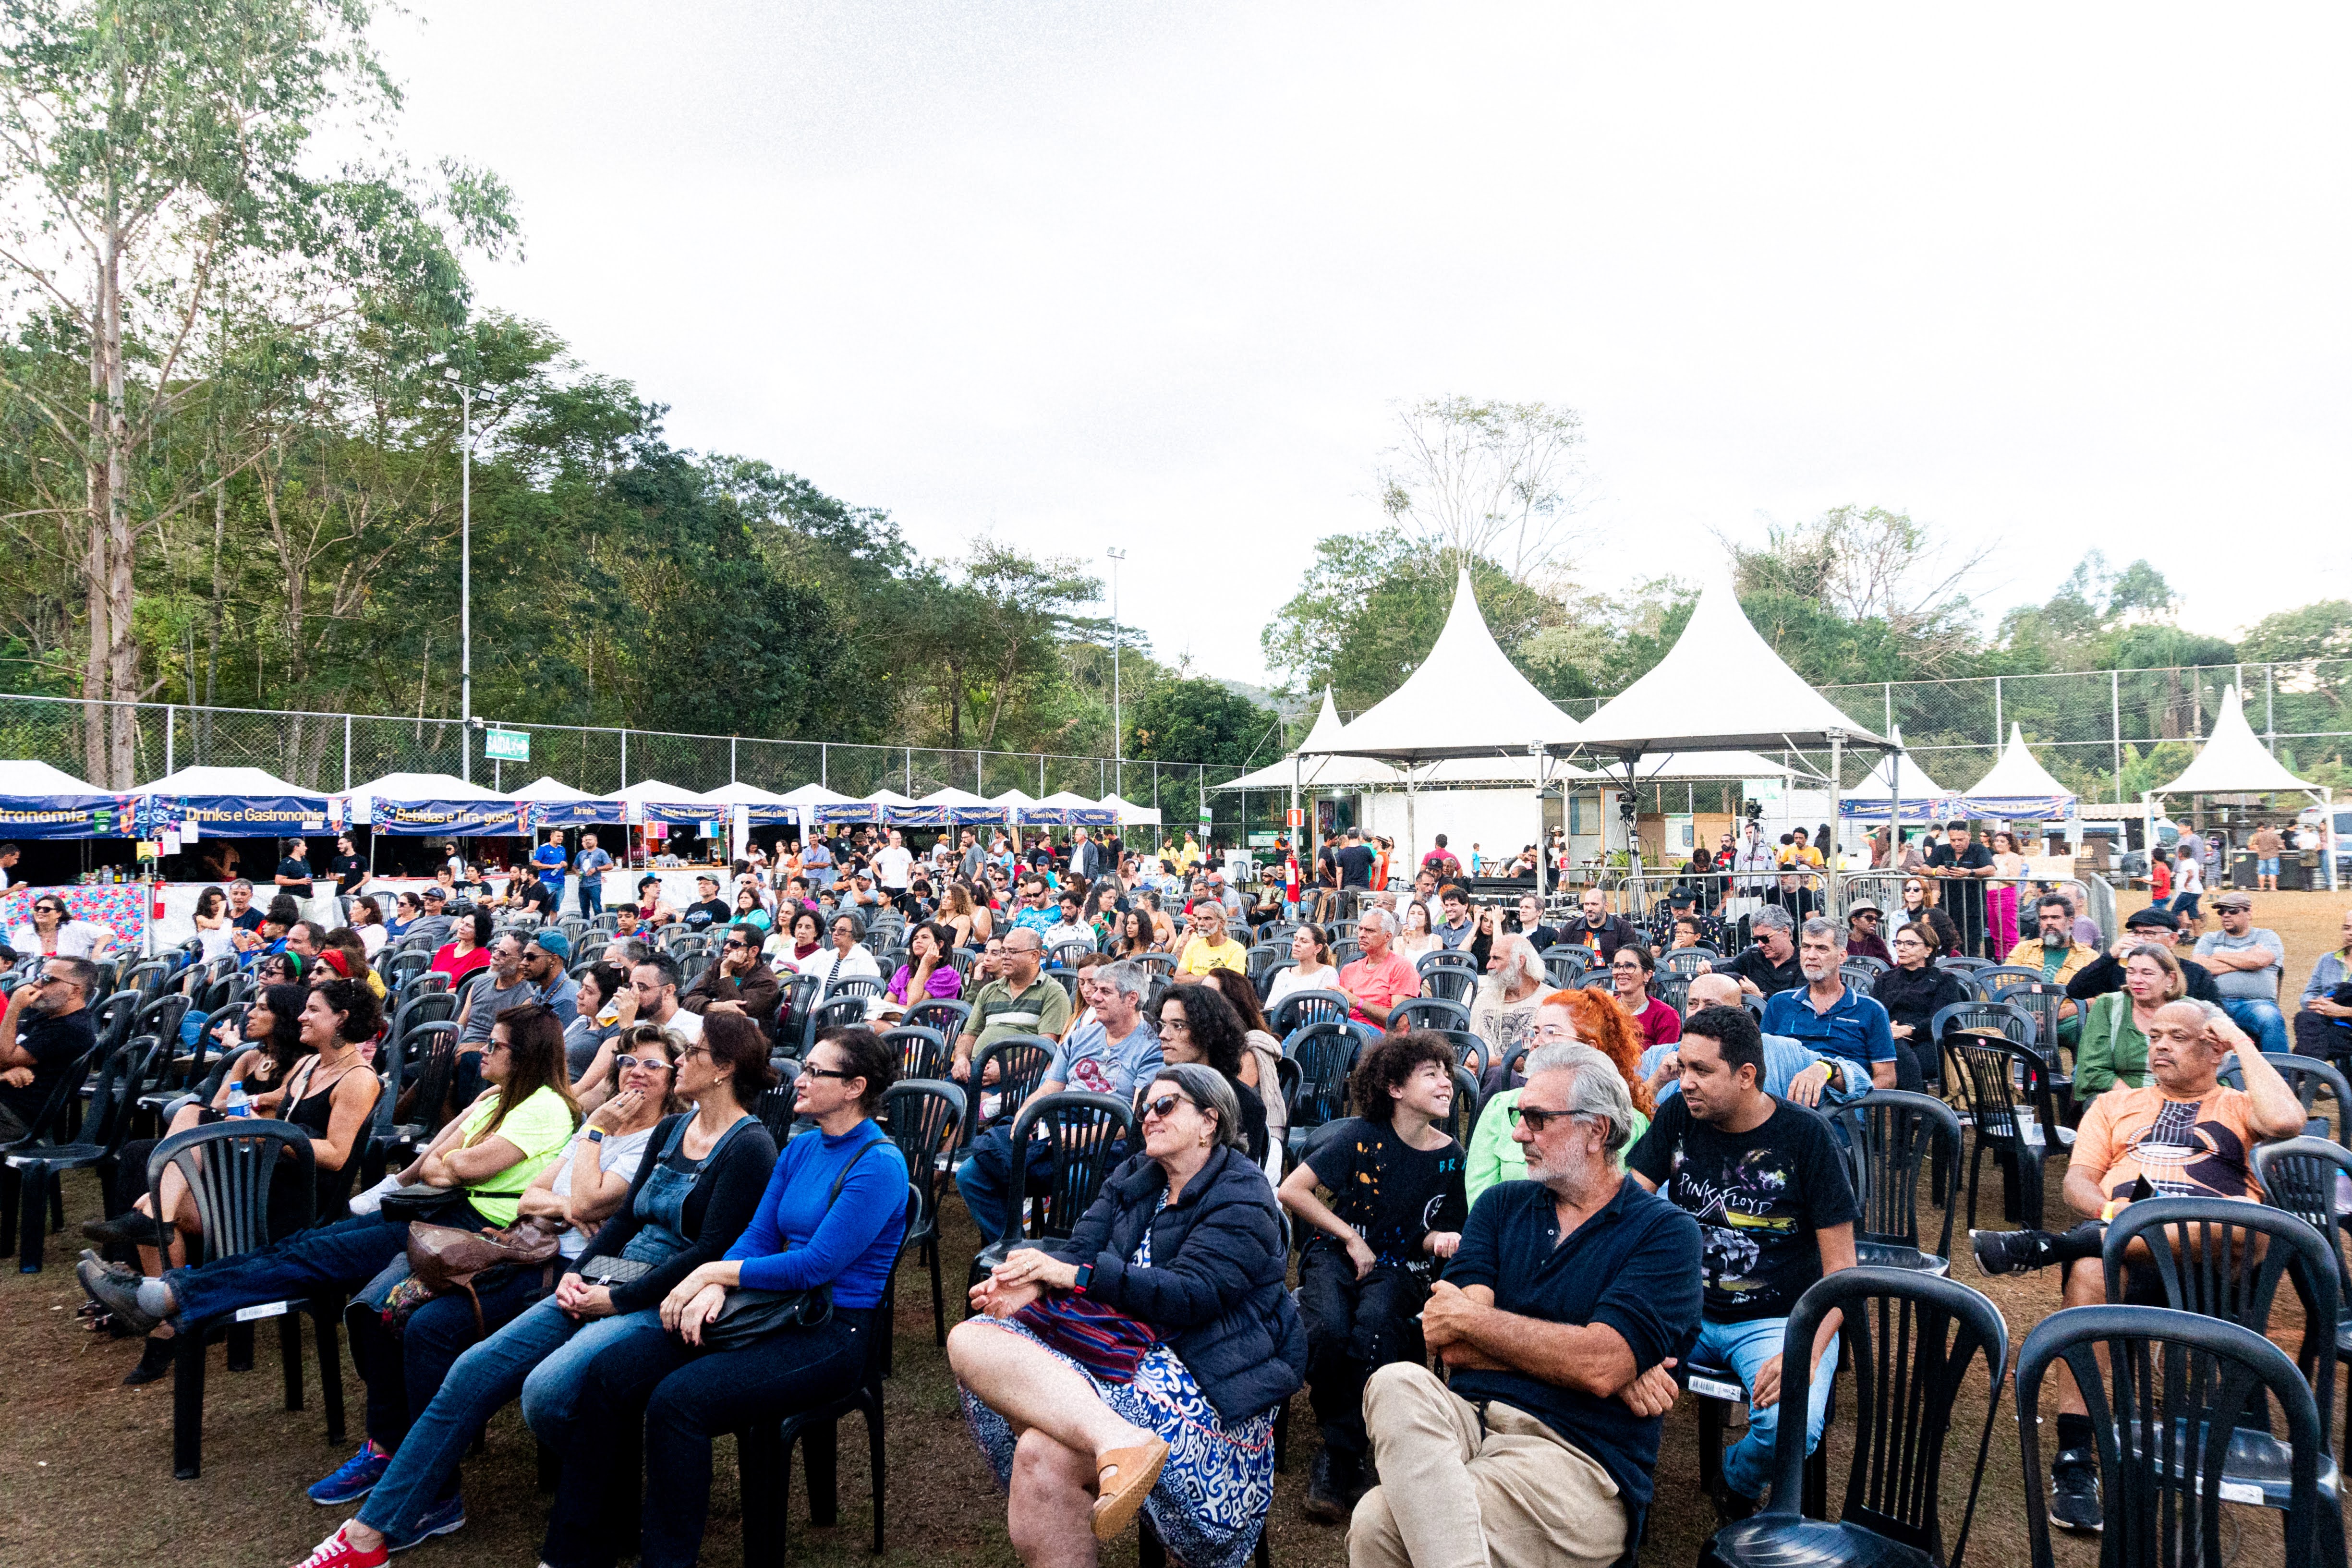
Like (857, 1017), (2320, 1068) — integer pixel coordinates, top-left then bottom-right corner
(1760, 916), (1899, 1090)
(530, 830), (569, 904)
(1351, 1042), (1702, 1568)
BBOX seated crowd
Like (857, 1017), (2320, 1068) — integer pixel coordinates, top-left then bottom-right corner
(23, 814), (2352, 1568)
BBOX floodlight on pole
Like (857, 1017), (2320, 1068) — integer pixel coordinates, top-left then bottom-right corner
(1107, 547), (1127, 800)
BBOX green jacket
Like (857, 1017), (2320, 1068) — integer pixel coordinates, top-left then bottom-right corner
(2073, 990), (2153, 1098)
(1465, 1087), (1648, 1209)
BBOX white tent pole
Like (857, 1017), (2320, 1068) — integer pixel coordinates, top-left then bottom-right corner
(1534, 748), (1549, 902)
(1827, 732), (1844, 911)
(1406, 768), (1417, 876)
(1890, 742), (1903, 864)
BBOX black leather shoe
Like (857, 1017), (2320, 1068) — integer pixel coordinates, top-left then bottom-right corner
(1304, 1449), (1355, 1523)
(122, 1334), (176, 1386)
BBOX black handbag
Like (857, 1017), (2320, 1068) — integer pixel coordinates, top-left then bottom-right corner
(377, 1187), (472, 1226)
(691, 1136), (884, 1352)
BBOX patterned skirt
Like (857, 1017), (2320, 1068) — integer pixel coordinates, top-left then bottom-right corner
(961, 1317), (1278, 1568)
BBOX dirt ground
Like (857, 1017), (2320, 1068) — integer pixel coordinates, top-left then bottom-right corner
(4, 887), (2339, 1568)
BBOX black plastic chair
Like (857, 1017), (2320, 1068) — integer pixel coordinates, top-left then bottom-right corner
(1388, 997), (1470, 1035)
(801, 996), (871, 1056)
(880, 1079), (965, 1350)
(1990, 980), (2074, 1091)
(1417, 949), (1480, 981)
(1437, 1029), (1490, 1082)
(2100, 1197), (2343, 1529)
(1244, 941), (1285, 977)
(823, 974), (885, 1005)
(1283, 1020), (1362, 1159)
(952, 1035), (1056, 1166)
(1046, 938), (1095, 972)
(2253, 1135), (2352, 1447)
(148, 1121), (347, 1478)
(0, 1034), (107, 1269)
(965, 1090), (1136, 1289)
(1254, 955), (1298, 1003)
(379, 1020), (462, 1171)
(2015, 1304), (2331, 1568)
(1661, 947), (1720, 978)
(1135, 952), (1179, 981)
(1418, 965), (1476, 1006)
(2220, 1051), (2352, 1144)
(1650, 973), (1694, 1017)
(734, 1187), (916, 1566)
(1434, 1064), (1480, 1145)
(1700, 1267), (2008, 1568)
(882, 1025), (949, 1084)
(386, 990), (457, 1061)
(1269, 988), (1353, 1036)
(1940, 1030), (2071, 1228)
(901, 995), (971, 1043)
(1830, 1091), (1962, 1276)
(1838, 962), (1879, 999)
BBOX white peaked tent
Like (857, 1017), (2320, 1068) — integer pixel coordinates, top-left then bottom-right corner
(510, 775), (595, 802)
(1312, 572), (1587, 887)
(2155, 686), (2319, 797)
(1573, 578), (1892, 878)
(1958, 724), (2078, 822)
(2152, 686), (2333, 888)
(1216, 689), (1405, 790)
(1034, 790), (1117, 827)
(774, 781), (859, 827)
(1838, 728), (1958, 823)
(990, 788), (1041, 825)
(1099, 794), (1162, 827)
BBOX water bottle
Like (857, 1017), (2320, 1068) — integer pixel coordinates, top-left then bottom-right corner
(224, 1081), (251, 1118)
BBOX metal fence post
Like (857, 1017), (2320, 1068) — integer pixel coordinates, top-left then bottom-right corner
(2265, 663), (2276, 754)
(1992, 676), (2001, 744)
(164, 705), (174, 777)
(2110, 669), (2122, 802)
(1883, 682), (1892, 737)
(975, 750), (983, 795)
(620, 729), (629, 789)
(819, 743), (827, 789)
(731, 735), (738, 783)
(906, 746), (913, 795)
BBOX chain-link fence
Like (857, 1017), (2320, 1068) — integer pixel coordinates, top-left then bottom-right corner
(0, 692), (1267, 846)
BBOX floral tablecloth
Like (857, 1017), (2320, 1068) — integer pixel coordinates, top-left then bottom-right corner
(0, 884), (148, 946)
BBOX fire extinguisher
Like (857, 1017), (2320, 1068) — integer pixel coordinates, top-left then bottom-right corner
(152, 876), (166, 922)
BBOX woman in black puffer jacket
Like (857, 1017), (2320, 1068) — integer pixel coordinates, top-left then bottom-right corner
(951, 1062), (1304, 1568)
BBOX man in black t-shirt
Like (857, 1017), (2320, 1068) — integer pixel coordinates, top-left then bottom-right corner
(1277, 1032), (1467, 1521)
(1334, 829), (1374, 890)
(0, 955), (97, 1140)
(1706, 904), (1803, 998)
(682, 873), (730, 927)
(326, 834), (366, 897)
(1628, 1004), (1858, 1517)
(273, 837), (314, 898)
(1924, 820), (1994, 957)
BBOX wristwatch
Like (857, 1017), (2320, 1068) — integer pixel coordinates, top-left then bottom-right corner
(584, 1128), (605, 1144)
(1071, 1263), (1093, 1295)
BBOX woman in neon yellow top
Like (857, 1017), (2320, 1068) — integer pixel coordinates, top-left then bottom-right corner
(1466, 988), (1652, 1205)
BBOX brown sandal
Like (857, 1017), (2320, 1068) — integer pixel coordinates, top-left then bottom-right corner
(1090, 1438), (1170, 1541)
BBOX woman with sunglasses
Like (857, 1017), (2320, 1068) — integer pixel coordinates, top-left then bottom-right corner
(1150, 984), (1269, 1167)
(954, 1060), (1304, 1567)
(292, 1018), (780, 1568)
(9, 893), (115, 962)
(531, 1024), (899, 1568)
(383, 892), (423, 944)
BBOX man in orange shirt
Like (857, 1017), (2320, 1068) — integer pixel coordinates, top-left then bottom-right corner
(1337, 908), (1421, 1029)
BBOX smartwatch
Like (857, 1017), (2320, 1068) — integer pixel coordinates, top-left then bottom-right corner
(584, 1128), (605, 1144)
(1071, 1263), (1093, 1295)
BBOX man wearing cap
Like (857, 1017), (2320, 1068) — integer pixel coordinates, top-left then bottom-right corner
(2065, 905), (2222, 1005)
(680, 921), (783, 1019)
(406, 886), (453, 951)
(1843, 901), (1891, 965)
(682, 873), (729, 927)
(2194, 893), (2290, 1055)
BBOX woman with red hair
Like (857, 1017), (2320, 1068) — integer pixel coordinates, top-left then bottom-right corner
(1464, 987), (1653, 1205)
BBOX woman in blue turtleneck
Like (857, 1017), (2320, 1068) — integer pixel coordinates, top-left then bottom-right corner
(534, 1025), (908, 1568)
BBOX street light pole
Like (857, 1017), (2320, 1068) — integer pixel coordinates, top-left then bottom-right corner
(1107, 547), (1127, 800)
(446, 369), (474, 783)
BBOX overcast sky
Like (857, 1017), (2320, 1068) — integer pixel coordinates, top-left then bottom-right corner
(374, 3), (2351, 686)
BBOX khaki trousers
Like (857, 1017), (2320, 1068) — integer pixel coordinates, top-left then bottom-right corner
(1348, 1362), (1626, 1568)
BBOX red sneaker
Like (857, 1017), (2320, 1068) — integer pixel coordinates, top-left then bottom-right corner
(290, 1524), (388, 1568)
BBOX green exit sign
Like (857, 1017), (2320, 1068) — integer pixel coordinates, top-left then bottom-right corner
(485, 729), (530, 762)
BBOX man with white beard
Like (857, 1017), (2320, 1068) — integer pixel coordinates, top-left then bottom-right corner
(1468, 933), (1546, 1066)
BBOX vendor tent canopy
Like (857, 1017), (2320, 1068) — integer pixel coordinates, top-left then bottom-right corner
(135, 766), (328, 834)
(2154, 686), (2321, 797)
(1032, 790), (1117, 827)
(1217, 691), (1406, 790)
(347, 772), (521, 836)
(600, 778), (721, 827)
(989, 788), (1043, 825)
(1574, 580), (1893, 759)
(1837, 728), (1959, 822)
(1318, 575), (1585, 762)
(1956, 724), (2079, 821)
(512, 774), (623, 828)
(775, 782), (858, 827)
(1100, 795), (1162, 827)
(697, 780), (798, 825)
(899, 786), (1005, 827)
(0, 759), (133, 839)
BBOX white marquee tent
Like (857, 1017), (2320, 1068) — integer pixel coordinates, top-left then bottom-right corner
(1957, 724), (2078, 823)
(2152, 686), (2333, 889)
(1216, 689), (1405, 791)
(1837, 728), (1958, 823)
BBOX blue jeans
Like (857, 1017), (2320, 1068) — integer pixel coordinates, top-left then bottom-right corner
(2222, 996), (2289, 1056)
(355, 1295), (661, 1540)
(1692, 1313), (1841, 1502)
(167, 1208), (484, 1329)
(953, 1123), (1057, 1245)
(578, 877), (604, 920)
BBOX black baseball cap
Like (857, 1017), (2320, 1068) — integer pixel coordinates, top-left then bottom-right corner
(2124, 906), (2180, 932)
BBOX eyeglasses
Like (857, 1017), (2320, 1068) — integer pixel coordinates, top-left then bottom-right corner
(722, 939), (753, 951)
(800, 1064), (853, 1081)
(1530, 1022), (1577, 1043)
(1507, 1104), (1582, 1133)
(612, 1054), (677, 1075)
(1140, 1092), (1196, 1122)
(1854, 912), (1881, 923)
